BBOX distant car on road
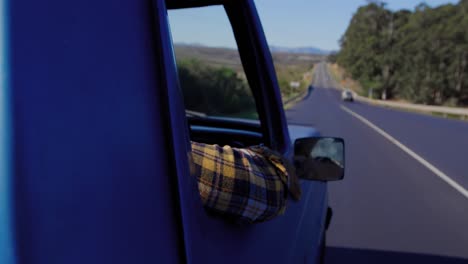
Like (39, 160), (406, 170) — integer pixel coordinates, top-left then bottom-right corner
(342, 89), (354, 102)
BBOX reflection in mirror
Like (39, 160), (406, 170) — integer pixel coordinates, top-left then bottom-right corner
(310, 138), (344, 168)
(294, 137), (345, 181)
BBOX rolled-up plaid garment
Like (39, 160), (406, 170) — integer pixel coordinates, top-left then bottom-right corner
(190, 141), (301, 224)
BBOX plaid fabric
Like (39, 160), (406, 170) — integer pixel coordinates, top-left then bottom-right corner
(190, 141), (300, 224)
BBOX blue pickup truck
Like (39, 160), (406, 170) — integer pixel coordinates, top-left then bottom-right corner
(0, 0), (344, 263)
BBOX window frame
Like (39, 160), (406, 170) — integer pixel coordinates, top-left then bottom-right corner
(167, 0), (291, 153)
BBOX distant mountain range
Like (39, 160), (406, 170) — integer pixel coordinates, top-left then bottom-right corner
(269, 46), (332, 55)
(175, 42), (331, 55)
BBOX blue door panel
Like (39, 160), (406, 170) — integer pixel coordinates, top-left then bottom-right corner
(9, 0), (184, 263)
(179, 182), (326, 264)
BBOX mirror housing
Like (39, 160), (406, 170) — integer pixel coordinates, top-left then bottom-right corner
(294, 137), (345, 181)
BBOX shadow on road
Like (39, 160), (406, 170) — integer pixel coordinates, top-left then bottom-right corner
(325, 247), (468, 264)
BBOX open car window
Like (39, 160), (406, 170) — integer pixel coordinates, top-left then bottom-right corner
(168, 5), (263, 147)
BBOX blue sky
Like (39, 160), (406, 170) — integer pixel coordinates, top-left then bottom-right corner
(168, 0), (458, 51)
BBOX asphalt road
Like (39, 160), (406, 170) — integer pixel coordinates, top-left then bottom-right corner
(286, 63), (468, 263)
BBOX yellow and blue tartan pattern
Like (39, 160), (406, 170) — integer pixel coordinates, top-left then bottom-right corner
(190, 142), (291, 223)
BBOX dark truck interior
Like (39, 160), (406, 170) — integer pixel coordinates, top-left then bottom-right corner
(188, 115), (263, 147)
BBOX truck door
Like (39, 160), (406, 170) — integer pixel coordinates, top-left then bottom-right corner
(159, 0), (329, 263)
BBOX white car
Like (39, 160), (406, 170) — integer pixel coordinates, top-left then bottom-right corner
(341, 89), (354, 102)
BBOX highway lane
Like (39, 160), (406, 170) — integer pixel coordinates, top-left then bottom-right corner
(286, 63), (468, 262)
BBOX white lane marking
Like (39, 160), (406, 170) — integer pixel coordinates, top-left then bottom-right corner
(341, 105), (468, 200)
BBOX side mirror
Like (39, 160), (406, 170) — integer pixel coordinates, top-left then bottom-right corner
(294, 137), (345, 181)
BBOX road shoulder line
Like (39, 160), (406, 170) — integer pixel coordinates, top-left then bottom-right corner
(341, 105), (468, 200)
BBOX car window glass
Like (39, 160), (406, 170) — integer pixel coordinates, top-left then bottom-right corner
(168, 6), (258, 120)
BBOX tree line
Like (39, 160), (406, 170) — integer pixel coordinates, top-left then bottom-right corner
(333, 0), (468, 106)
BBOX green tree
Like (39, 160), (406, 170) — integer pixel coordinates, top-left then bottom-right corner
(336, 0), (468, 106)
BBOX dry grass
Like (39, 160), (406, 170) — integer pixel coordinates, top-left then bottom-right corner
(327, 63), (364, 95)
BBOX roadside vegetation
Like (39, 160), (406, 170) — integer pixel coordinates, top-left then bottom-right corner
(331, 0), (468, 107)
(175, 45), (322, 117)
(177, 59), (256, 117)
